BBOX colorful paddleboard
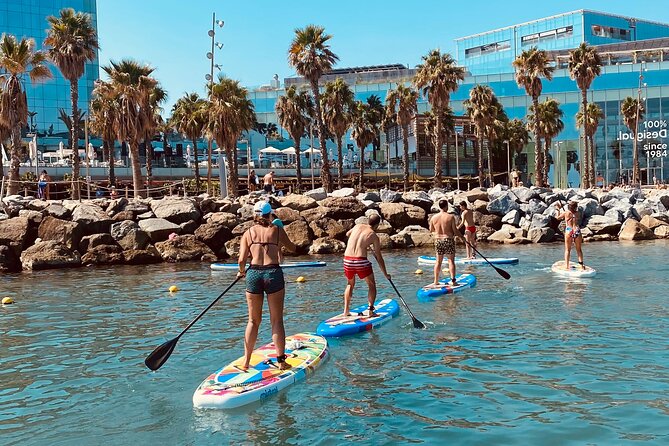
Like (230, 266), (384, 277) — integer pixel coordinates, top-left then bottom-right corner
(417, 255), (519, 266)
(417, 273), (477, 300)
(210, 261), (327, 271)
(551, 261), (597, 278)
(193, 333), (328, 409)
(316, 298), (400, 337)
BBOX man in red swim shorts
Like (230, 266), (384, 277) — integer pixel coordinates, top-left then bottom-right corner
(457, 201), (476, 260)
(342, 214), (390, 317)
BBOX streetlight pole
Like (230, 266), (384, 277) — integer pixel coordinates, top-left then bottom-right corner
(455, 130), (460, 191)
(504, 139), (510, 186)
(385, 143), (391, 189)
(206, 13), (224, 195)
(633, 61), (644, 186)
(310, 124), (315, 190)
(554, 141), (563, 188)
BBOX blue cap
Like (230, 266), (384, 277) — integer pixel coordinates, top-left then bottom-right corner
(254, 200), (272, 216)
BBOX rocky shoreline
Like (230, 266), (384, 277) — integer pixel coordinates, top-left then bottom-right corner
(1, 184), (668, 272)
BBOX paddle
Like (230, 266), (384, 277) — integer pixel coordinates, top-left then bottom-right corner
(144, 276), (241, 371)
(462, 240), (511, 280)
(388, 278), (426, 329)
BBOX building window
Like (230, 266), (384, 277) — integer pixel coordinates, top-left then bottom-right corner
(521, 25), (573, 45)
(465, 40), (511, 58)
(591, 25), (631, 41)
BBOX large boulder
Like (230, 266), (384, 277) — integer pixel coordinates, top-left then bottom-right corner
(618, 219), (654, 241)
(207, 212), (239, 229)
(530, 214), (552, 230)
(456, 188), (488, 203)
(525, 198), (548, 216)
(300, 206), (328, 223)
(320, 197), (366, 220)
(377, 233), (393, 250)
(654, 225), (669, 238)
(379, 189), (403, 203)
(390, 232), (411, 248)
(578, 198), (604, 221)
(106, 197), (129, 216)
(150, 198), (201, 224)
(586, 215), (622, 235)
(486, 194), (520, 216)
(20, 240), (81, 270)
(379, 203), (426, 228)
(474, 212), (502, 230)
(231, 220), (254, 236)
(472, 199), (489, 214)
(510, 187), (538, 203)
(604, 208), (624, 223)
(358, 191), (381, 202)
(123, 246), (162, 265)
(308, 237), (345, 254)
(81, 245), (124, 266)
(155, 235), (216, 262)
(37, 216), (82, 251)
(330, 187), (356, 198)
(273, 207), (301, 224)
(195, 222), (232, 253)
(487, 184), (509, 201)
(397, 225), (433, 247)
(401, 191), (433, 210)
(640, 215), (668, 230)
(225, 236), (242, 257)
(527, 227), (555, 243)
(237, 204), (255, 221)
(0, 217), (31, 256)
(18, 209), (44, 226)
(303, 187), (327, 201)
(71, 203), (113, 235)
(0, 244), (21, 272)
(280, 194), (318, 212)
(138, 218), (181, 242)
(111, 210), (136, 222)
(355, 215), (394, 234)
(309, 217), (346, 240)
(284, 220), (312, 252)
(44, 203), (71, 220)
(111, 220), (139, 241)
(501, 210), (521, 226)
(179, 219), (199, 235)
(79, 233), (117, 253)
(476, 226), (496, 241)
(633, 201), (656, 220)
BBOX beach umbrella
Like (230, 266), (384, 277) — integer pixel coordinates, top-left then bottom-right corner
(281, 147), (296, 155)
(259, 146), (281, 153)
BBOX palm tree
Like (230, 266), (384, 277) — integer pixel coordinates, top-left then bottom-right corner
(321, 78), (354, 188)
(366, 95), (384, 159)
(275, 85), (314, 192)
(568, 43), (602, 188)
(350, 101), (376, 191)
(0, 34), (52, 195)
(464, 85), (495, 187)
(142, 84), (166, 187)
(170, 93), (206, 192)
(207, 77), (255, 198)
(44, 8), (98, 199)
(57, 108), (85, 151)
(513, 47), (554, 187)
(503, 118), (530, 178)
(386, 85), (418, 191)
(576, 103), (603, 185)
(90, 79), (119, 186)
(288, 25), (339, 192)
(620, 97), (645, 185)
(102, 59), (158, 198)
(413, 50), (465, 187)
(536, 98), (564, 183)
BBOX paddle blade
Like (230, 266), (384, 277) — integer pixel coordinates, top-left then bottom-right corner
(144, 338), (178, 371)
(412, 317), (426, 329)
(495, 266), (511, 280)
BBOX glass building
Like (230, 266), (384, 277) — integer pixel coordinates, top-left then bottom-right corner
(247, 9), (669, 187)
(0, 0), (99, 138)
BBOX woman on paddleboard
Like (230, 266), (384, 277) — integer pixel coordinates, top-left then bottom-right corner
(237, 201), (296, 370)
(555, 201), (585, 270)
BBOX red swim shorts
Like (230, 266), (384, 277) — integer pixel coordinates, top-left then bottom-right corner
(465, 226), (476, 234)
(343, 256), (373, 280)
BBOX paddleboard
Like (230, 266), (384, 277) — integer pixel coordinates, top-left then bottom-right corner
(192, 333), (328, 409)
(316, 298), (400, 337)
(210, 261), (327, 271)
(417, 255), (519, 266)
(417, 273), (477, 300)
(551, 261), (597, 278)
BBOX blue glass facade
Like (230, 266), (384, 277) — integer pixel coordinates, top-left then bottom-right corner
(248, 10), (669, 187)
(0, 0), (99, 136)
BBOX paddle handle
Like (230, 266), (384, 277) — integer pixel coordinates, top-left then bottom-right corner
(388, 278), (425, 329)
(463, 240), (511, 280)
(175, 276), (241, 342)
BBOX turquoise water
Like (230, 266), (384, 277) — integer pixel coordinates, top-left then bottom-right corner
(1, 241), (669, 445)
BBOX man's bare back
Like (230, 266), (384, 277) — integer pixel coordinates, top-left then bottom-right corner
(461, 209), (474, 228)
(345, 224), (377, 257)
(430, 212), (458, 238)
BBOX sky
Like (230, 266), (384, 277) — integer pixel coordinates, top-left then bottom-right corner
(96, 0), (669, 113)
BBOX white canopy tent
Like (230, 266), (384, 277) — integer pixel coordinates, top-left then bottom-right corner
(303, 147), (321, 155)
(259, 146), (281, 154)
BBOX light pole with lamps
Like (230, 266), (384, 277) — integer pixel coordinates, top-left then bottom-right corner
(206, 13), (224, 195)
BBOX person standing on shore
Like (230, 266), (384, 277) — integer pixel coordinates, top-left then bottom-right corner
(457, 201), (476, 259)
(263, 171), (275, 194)
(37, 170), (51, 200)
(555, 201), (585, 270)
(429, 199), (462, 286)
(249, 170), (258, 193)
(236, 200), (296, 370)
(342, 214), (390, 317)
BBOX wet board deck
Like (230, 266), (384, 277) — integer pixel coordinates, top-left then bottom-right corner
(417, 256), (519, 266)
(417, 273), (477, 300)
(192, 333), (328, 409)
(210, 261), (327, 270)
(551, 261), (597, 278)
(316, 298), (400, 337)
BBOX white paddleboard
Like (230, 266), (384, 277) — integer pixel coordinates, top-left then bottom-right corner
(418, 255), (519, 266)
(551, 261), (596, 278)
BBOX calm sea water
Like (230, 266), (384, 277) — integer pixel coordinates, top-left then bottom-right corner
(1, 241), (669, 445)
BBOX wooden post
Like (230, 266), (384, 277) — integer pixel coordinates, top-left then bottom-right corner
(125, 186), (129, 198)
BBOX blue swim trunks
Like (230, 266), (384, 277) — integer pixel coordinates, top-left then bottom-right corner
(246, 265), (285, 294)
